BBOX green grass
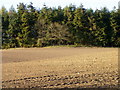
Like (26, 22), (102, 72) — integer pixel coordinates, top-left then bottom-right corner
(42, 44), (93, 48)
(2, 44), (118, 50)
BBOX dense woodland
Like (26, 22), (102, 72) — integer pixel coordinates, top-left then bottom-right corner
(1, 3), (120, 49)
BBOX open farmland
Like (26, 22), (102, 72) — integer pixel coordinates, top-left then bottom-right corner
(2, 47), (119, 88)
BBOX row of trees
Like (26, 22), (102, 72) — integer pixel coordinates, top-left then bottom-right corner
(1, 3), (120, 48)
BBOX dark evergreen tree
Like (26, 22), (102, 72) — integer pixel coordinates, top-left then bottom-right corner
(110, 9), (120, 47)
(7, 6), (18, 48)
(1, 6), (9, 48)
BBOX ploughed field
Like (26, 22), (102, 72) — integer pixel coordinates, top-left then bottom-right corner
(2, 47), (119, 88)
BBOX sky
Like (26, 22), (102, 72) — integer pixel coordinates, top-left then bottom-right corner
(0, 0), (120, 11)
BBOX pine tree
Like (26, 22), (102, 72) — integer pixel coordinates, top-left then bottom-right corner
(7, 5), (18, 48)
(27, 2), (38, 44)
(1, 6), (9, 48)
(110, 9), (120, 47)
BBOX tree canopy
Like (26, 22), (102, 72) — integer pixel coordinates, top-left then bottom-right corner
(1, 3), (120, 49)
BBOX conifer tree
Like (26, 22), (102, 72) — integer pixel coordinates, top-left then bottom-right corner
(7, 6), (18, 48)
(1, 6), (9, 48)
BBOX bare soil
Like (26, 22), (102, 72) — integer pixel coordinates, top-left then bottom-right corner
(2, 47), (119, 88)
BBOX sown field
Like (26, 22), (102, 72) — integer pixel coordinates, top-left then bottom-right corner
(2, 47), (119, 88)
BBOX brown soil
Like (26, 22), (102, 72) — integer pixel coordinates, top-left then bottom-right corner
(2, 47), (119, 88)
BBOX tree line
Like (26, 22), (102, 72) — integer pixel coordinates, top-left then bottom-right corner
(1, 3), (120, 49)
